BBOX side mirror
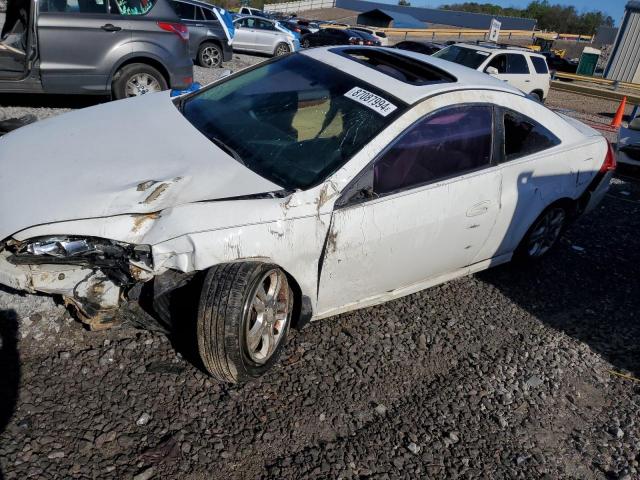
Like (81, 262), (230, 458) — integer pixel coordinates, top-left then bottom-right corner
(629, 117), (640, 131)
(486, 66), (499, 76)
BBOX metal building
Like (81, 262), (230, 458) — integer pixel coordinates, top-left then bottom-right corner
(605, 1), (640, 83)
(356, 9), (424, 29)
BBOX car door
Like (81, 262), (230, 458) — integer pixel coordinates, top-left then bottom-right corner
(253, 18), (276, 53)
(486, 53), (531, 93)
(232, 17), (256, 51)
(316, 104), (502, 314)
(37, 0), (130, 93)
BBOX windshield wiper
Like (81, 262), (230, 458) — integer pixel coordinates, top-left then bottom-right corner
(210, 136), (245, 165)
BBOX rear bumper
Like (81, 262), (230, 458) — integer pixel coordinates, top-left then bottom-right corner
(168, 58), (194, 90)
(222, 41), (233, 62)
(581, 170), (613, 215)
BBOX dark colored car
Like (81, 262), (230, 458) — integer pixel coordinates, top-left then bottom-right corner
(280, 20), (310, 36)
(351, 29), (381, 46)
(0, 0), (194, 98)
(301, 28), (363, 48)
(541, 52), (577, 74)
(394, 40), (444, 55)
(169, 0), (232, 68)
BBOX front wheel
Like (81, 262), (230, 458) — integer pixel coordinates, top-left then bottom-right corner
(514, 205), (567, 261)
(198, 42), (223, 68)
(197, 262), (293, 383)
(302, 38), (310, 48)
(274, 42), (291, 56)
(112, 63), (168, 100)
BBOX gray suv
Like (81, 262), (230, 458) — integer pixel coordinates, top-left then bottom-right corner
(169, 0), (232, 68)
(0, 0), (193, 98)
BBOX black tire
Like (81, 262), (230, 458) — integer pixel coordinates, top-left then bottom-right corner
(514, 205), (568, 262)
(302, 38), (311, 48)
(274, 42), (291, 56)
(197, 42), (223, 68)
(530, 91), (544, 103)
(197, 262), (293, 383)
(112, 63), (168, 100)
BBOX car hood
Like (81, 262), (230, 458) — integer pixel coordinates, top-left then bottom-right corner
(0, 92), (281, 241)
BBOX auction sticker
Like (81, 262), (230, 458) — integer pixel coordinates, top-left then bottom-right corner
(344, 87), (397, 117)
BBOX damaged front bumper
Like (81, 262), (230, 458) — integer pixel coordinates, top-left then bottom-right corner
(0, 236), (156, 330)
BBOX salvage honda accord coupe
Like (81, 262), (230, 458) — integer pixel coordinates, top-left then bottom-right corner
(0, 47), (615, 383)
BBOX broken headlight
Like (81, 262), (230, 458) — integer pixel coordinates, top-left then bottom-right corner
(25, 238), (95, 257)
(7, 236), (153, 285)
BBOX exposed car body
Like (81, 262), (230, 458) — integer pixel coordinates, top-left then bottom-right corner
(232, 15), (298, 56)
(0, 47), (613, 383)
(169, 0), (233, 68)
(0, 0), (194, 98)
(616, 116), (640, 166)
(350, 26), (388, 46)
(433, 43), (551, 102)
(394, 40), (444, 55)
(301, 28), (364, 48)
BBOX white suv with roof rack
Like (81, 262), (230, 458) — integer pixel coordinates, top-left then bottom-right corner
(433, 42), (551, 102)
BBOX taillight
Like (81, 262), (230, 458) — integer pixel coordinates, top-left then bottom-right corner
(600, 141), (617, 173)
(157, 21), (189, 42)
(348, 36), (362, 45)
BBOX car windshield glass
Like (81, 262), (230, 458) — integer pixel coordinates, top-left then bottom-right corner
(433, 45), (490, 69)
(181, 54), (406, 190)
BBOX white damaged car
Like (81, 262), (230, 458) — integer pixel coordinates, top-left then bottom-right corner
(0, 47), (615, 383)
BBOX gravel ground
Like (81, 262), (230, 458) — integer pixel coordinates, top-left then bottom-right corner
(1, 54), (640, 479)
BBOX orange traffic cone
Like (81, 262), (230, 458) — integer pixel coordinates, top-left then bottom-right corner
(611, 96), (627, 128)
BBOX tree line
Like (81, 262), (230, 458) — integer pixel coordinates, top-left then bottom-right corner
(438, 1), (615, 34)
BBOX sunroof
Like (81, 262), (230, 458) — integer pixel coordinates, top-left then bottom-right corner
(334, 48), (457, 85)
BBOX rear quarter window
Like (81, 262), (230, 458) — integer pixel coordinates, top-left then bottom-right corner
(530, 56), (549, 74)
(503, 110), (560, 161)
(113, 0), (154, 14)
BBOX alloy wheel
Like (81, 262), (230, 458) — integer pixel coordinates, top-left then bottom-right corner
(201, 46), (221, 68)
(125, 73), (162, 97)
(527, 207), (566, 257)
(275, 44), (290, 56)
(244, 269), (291, 364)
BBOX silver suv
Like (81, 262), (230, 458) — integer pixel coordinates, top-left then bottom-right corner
(0, 0), (194, 98)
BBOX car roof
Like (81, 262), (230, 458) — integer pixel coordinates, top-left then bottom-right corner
(454, 42), (545, 58)
(234, 15), (274, 22)
(301, 46), (523, 104)
(179, 0), (215, 9)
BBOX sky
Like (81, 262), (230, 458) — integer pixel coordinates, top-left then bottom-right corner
(370, 0), (628, 25)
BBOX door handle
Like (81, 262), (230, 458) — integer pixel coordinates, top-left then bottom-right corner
(525, 79), (531, 82)
(193, 23), (204, 27)
(101, 24), (122, 32)
(466, 200), (491, 217)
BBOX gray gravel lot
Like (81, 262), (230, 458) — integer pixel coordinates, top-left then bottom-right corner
(1, 54), (640, 479)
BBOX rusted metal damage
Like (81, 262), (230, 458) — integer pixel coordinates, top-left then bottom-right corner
(141, 183), (170, 205)
(131, 212), (160, 234)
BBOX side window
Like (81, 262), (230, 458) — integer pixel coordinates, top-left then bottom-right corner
(530, 56), (549, 74)
(195, 6), (205, 20)
(373, 105), (494, 195)
(113, 0), (154, 15)
(486, 54), (507, 74)
(170, 1), (195, 19)
(503, 111), (560, 161)
(40, 0), (108, 13)
(202, 7), (215, 21)
(256, 19), (274, 30)
(506, 54), (529, 74)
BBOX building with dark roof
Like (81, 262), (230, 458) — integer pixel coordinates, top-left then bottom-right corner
(356, 8), (425, 29)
